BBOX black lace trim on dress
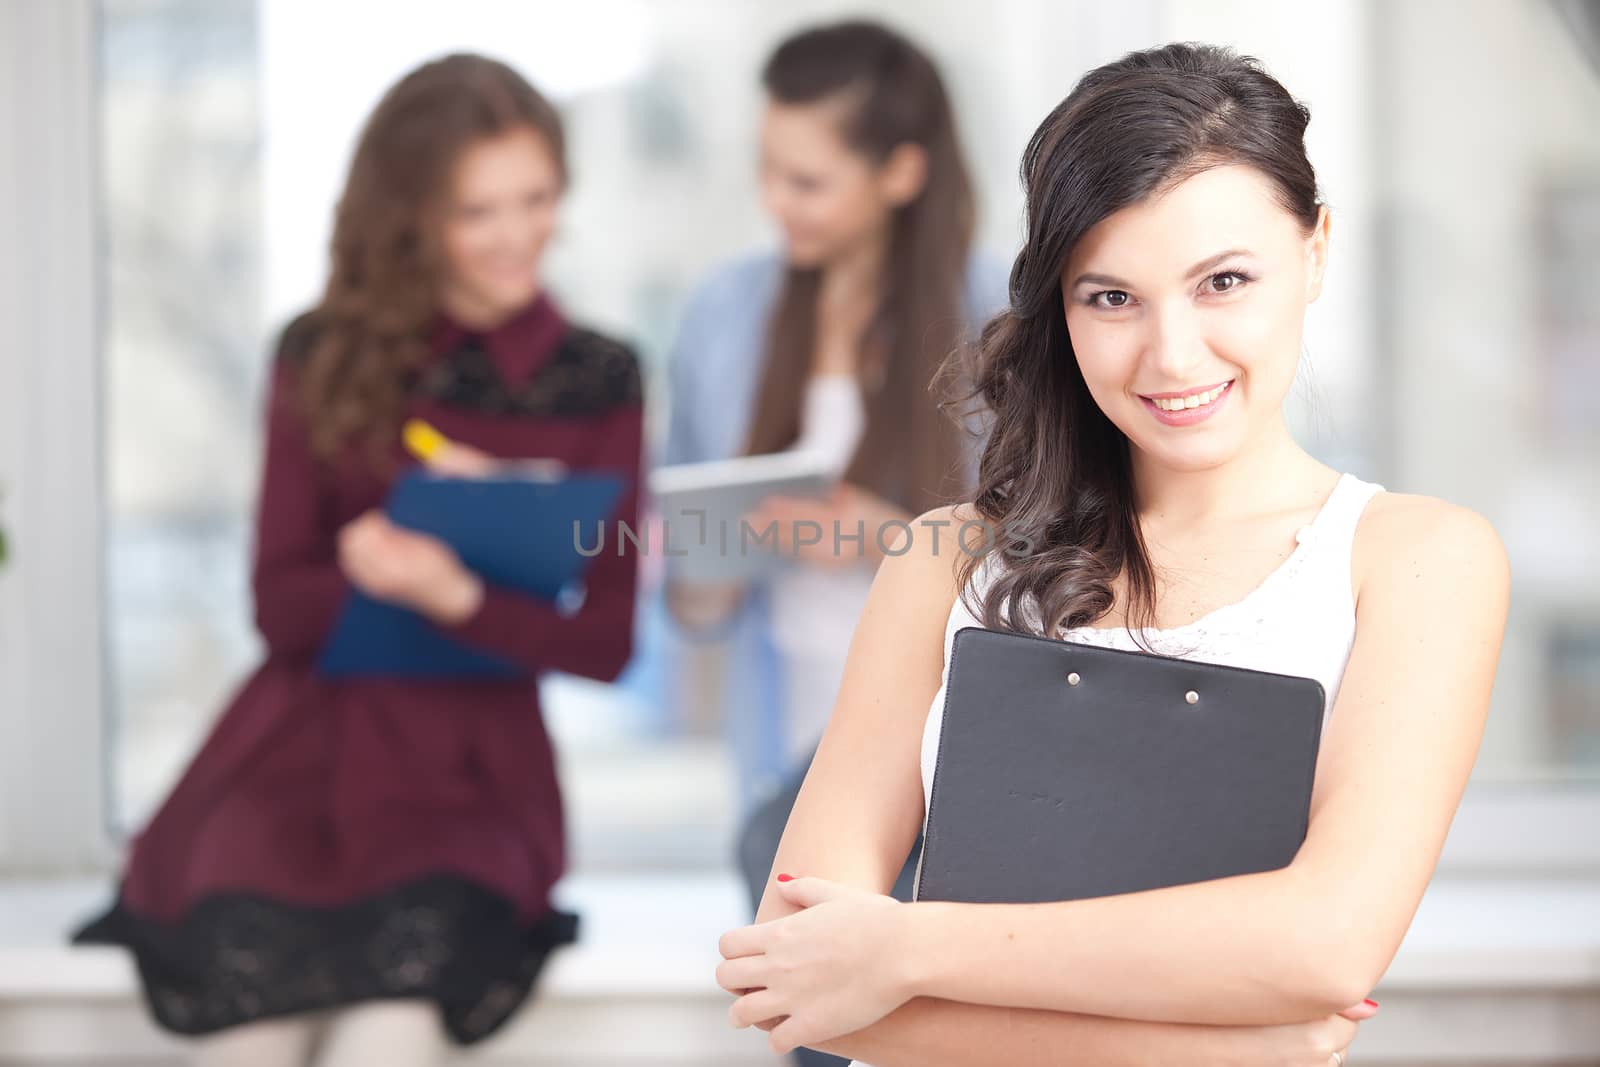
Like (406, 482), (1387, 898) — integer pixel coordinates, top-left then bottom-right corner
(420, 327), (642, 417)
(71, 874), (578, 1045)
(272, 314), (643, 419)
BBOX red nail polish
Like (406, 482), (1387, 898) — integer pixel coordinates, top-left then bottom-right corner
(1364, 998), (1379, 1008)
(776, 873), (794, 882)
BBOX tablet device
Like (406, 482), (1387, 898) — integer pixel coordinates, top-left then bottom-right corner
(651, 452), (837, 582)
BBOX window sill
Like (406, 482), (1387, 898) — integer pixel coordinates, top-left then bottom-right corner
(0, 873), (1596, 1063)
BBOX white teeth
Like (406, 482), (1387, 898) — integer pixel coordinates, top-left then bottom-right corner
(1152, 383), (1228, 411)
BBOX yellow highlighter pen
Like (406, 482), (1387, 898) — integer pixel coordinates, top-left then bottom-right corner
(403, 418), (451, 464)
(402, 418), (567, 481)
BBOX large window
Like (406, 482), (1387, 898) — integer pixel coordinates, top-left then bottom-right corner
(101, 0), (264, 850)
(1371, 0), (1600, 785)
(93, 0), (1597, 883)
(98, 0), (1108, 873)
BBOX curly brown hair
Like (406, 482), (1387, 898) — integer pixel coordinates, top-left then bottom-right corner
(296, 53), (566, 465)
(953, 43), (1324, 638)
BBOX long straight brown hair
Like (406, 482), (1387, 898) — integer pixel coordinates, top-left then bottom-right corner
(296, 53), (567, 466)
(742, 21), (977, 515)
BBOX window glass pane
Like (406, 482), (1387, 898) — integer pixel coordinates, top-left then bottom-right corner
(1375, 0), (1600, 781)
(101, 0), (1071, 872)
(101, 1), (1598, 885)
(101, 0), (264, 829)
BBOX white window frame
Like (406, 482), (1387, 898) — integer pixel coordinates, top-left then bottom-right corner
(0, 0), (1593, 881)
(0, 0), (116, 876)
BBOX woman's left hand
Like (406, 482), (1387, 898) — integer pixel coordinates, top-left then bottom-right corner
(716, 877), (918, 1054)
(337, 510), (483, 623)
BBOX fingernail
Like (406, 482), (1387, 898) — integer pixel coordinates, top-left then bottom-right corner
(776, 873), (794, 882)
(1364, 998), (1379, 1009)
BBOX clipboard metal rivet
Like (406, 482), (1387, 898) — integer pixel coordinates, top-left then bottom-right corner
(1185, 690), (1200, 704)
(1067, 672), (1081, 686)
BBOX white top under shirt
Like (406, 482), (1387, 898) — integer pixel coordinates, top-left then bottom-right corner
(767, 374), (875, 766)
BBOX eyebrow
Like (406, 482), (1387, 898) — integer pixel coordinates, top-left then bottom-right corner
(1069, 248), (1255, 290)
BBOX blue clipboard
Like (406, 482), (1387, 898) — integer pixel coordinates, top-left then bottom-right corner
(317, 468), (625, 679)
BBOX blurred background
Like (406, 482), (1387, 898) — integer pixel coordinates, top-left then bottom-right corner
(0, 0), (1597, 1064)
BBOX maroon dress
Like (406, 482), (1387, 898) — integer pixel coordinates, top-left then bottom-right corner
(74, 293), (644, 1044)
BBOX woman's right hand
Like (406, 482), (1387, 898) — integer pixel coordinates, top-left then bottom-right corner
(1235, 998), (1376, 1066)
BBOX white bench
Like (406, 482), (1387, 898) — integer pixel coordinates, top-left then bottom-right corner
(0, 874), (1596, 1065)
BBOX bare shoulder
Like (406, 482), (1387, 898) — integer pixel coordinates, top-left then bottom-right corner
(1354, 490), (1510, 610)
(872, 502), (981, 620)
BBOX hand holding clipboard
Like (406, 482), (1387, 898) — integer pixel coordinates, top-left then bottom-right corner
(317, 421), (624, 678)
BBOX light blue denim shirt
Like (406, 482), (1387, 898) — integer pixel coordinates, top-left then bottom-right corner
(660, 248), (1011, 811)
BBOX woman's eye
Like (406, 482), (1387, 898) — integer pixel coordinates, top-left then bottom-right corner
(1091, 290), (1131, 309)
(1207, 271), (1251, 293)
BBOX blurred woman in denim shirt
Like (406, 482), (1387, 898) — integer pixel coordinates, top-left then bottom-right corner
(661, 20), (1006, 965)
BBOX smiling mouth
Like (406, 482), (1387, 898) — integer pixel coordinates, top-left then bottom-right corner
(1140, 380), (1233, 412)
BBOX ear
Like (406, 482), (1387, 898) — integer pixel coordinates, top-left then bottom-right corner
(878, 142), (929, 208)
(1305, 204), (1331, 304)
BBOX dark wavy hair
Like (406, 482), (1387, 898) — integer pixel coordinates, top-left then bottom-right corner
(742, 20), (977, 515)
(297, 53), (566, 465)
(955, 42), (1323, 637)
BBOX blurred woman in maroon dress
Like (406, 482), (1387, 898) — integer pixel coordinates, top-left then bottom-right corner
(74, 53), (643, 1067)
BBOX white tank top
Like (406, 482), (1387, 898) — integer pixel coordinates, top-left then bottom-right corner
(917, 471), (1385, 831)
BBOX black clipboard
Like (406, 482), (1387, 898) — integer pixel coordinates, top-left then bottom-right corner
(915, 626), (1325, 905)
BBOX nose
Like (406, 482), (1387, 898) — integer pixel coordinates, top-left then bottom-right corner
(1144, 299), (1209, 384)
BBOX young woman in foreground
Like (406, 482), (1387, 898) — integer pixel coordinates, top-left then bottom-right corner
(715, 42), (1509, 1067)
